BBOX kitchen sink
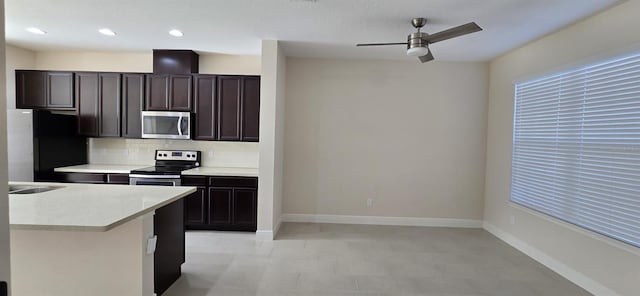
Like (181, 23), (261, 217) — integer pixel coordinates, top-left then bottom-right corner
(8, 185), (63, 194)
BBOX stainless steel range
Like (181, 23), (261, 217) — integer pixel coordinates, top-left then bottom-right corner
(129, 150), (201, 186)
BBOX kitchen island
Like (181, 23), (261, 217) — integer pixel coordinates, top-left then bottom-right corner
(8, 182), (195, 296)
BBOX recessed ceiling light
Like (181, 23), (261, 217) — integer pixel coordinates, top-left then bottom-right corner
(26, 27), (46, 35)
(98, 28), (116, 36)
(169, 29), (183, 37)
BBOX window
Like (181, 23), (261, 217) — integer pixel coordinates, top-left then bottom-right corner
(512, 53), (640, 248)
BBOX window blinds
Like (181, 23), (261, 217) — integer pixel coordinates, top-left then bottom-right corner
(512, 53), (640, 248)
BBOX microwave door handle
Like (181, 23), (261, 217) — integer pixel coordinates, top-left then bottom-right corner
(177, 115), (183, 136)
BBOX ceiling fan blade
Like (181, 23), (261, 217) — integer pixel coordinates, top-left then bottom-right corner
(356, 42), (408, 47)
(427, 22), (482, 44)
(418, 51), (434, 63)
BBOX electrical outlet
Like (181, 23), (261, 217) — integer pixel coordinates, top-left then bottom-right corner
(510, 215), (516, 225)
(366, 198), (373, 208)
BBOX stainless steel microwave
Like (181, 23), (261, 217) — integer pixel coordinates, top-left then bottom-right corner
(141, 111), (191, 139)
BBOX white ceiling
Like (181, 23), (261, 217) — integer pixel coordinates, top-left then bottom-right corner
(6, 0), (622, 62)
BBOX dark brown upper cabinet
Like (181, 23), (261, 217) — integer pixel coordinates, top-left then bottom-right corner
(216, 76), (260, 142)
(47, 72), (75, 109)
(98, 73), (122, 137)
(121, 74), (145, 138)
(145, 74), (192, 111)
(76, 73), (99, 136)
(153, 50), (199, 75)
(76, 72), (122, 137)
(241, 76), (260, 142)
(16, 70), (46, 108)
(194, 75), (217, 140)
(16, 70), (74, 110)
(217, 76), (241, 141)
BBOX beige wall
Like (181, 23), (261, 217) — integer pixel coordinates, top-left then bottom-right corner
(35, 51), (152, 72)
(257, 40), (286, 238)
(6, 45), (35, 110)
(485, 1), (640, 295)
(0, 1), (11, 292)
(283, 58), (488, 220)
(34, 51), (260, 75)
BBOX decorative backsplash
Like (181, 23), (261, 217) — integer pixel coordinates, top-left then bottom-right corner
(88, 138), (259, 168)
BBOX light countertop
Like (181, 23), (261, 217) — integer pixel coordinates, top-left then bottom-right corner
(9, 182), (195, 232)
(54, 164), (147, 174)
(55, 164), (259, 177)
(181, 167), (258, 177)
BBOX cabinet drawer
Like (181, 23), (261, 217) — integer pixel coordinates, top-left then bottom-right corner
(107, 173), (129, 184)
(59, 172), (106, 184)
(209, 177), (257, 188)
(182, 175), (207, 186)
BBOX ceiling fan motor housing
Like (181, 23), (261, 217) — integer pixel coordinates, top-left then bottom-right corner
(407, 32), (428, 50)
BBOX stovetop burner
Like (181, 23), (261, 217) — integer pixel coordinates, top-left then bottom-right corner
(130, 150), (201, 176)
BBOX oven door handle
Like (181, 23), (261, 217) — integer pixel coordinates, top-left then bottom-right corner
(129, 174), (182, 179)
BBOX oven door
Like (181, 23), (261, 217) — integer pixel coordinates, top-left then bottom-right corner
(129, 174), (182, 186)
(141, 111), (190, 140)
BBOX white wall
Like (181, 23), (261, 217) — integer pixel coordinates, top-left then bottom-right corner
(5, 45), (35, 110)
(257, 40), (286, 238)
(283, 58), (488, 221)
(484, 1), (640, 295)
(0, 2), (11, 293)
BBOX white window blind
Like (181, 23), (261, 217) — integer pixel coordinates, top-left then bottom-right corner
(512, 53), (640, 248)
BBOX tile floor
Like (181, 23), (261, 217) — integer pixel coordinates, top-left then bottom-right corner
(164, 223), (591, 296)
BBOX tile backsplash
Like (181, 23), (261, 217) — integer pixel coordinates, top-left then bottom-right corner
(89, 138), (259, 168)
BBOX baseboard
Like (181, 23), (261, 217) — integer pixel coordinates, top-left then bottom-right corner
(483, 222), (620, 296)
(281, 214), (483, 228)
(255, 230), (274, 241)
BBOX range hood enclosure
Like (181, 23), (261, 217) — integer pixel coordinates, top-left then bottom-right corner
(153, 49), (199, 74)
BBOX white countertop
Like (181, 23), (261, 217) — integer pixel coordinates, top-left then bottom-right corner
(54, 164), (146, 174)
(181, 167), (258, 177)
(9, 182), (196, 232)
(54, 164), (259, 177)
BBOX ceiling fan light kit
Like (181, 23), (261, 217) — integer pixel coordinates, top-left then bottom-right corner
(406, 46), (428, 57)
(357, 17), (482, 63)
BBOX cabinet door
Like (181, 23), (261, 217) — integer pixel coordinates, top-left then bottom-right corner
(16, 70), (46, 108)
(185, 187), (207, 226)
(122, 74), (145, 138)
(98, 73), (121, 137)
(145, 74), (170, 110)
(76, 72), (99, 136)
(208, 187), (232, 225)
(217, 76), (241, 141)
(47, 72), (74, 109)
(169, 75), (192, 111)
(194, 75), (217, 140)
(232, 188), (257, 228)
(241, 76), (260, 142)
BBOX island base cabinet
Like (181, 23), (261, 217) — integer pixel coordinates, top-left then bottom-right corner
(154, 199), (185, 296)
(10, 213), (155, 296)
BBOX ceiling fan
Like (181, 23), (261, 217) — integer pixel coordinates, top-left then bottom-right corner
(356, 18), (483, 63)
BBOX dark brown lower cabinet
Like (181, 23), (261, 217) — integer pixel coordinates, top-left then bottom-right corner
(56, 172), (129, 184)
(185, 187), (207, 225)
(183, 176), (257, 231)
